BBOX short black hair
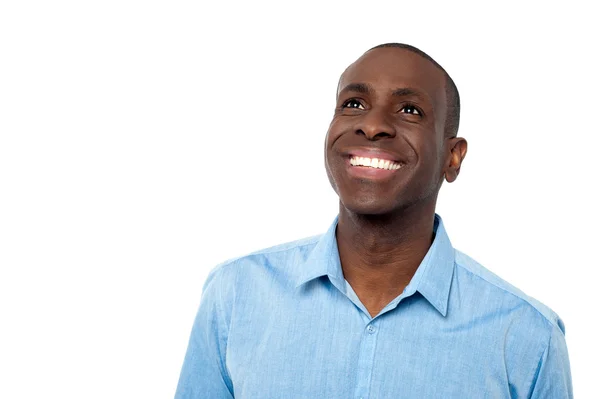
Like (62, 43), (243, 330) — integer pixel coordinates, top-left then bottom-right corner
(369, 43), (460, 138)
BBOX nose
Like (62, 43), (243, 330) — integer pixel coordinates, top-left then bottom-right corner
(355, 108), (396, 140)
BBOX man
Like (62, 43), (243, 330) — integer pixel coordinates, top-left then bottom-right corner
(175, 43), (573, 398)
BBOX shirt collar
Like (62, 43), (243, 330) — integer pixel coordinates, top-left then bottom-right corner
(294, 214), (456, 317)
(294, 214), (345, 290)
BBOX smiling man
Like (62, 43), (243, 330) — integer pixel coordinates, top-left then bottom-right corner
(175, 44), (573, 398)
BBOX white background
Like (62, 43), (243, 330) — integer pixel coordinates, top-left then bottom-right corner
(1, 1), (598, 398)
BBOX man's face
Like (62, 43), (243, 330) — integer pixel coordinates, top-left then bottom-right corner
(325, 47), (451, 216)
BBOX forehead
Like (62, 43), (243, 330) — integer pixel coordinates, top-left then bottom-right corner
(338, 48), (447, 107)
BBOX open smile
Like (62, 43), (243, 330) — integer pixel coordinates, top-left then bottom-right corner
(345, 155), (404, 180)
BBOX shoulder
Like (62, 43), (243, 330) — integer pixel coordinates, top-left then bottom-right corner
(453, 249), (565, 334)
(202, 233), (322, 291)
(452, 250), (571, 394)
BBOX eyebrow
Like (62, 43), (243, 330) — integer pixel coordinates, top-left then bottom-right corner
(338, 82), (373, 95)
(338, 83), (430, 102)
(392, 87), (425, 99)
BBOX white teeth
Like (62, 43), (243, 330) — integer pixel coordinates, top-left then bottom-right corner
(350, 156), (401, 170)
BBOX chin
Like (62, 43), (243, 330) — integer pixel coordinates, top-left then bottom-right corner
(340, 196), (399, 216)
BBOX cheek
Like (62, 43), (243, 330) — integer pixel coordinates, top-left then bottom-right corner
(325, 118), (345, 145)
(324, 119), (345, 163)
(420, 144), (446, 182)
(324, 127), (338, 175)
(407, 139), (439, 177)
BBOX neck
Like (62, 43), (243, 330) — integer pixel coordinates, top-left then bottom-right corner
(335, 201), (436, 313)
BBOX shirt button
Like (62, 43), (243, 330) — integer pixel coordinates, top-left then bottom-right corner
(367, 325), (376, 334)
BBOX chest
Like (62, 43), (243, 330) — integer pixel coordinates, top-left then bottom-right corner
(225, 290), (513, 399)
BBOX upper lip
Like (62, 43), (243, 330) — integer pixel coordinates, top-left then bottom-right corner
(344, 147), (403, 163)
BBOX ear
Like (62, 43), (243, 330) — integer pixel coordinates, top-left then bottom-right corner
(444, 137), (468, 183)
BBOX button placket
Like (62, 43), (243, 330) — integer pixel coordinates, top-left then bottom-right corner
(354, 321), (379, 399)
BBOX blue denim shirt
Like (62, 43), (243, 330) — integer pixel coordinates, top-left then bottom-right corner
(176, 214), (572, 398)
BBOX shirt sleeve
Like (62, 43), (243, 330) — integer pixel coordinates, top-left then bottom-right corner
(175, 267), (234, 399)
(529, 318), (573, 399)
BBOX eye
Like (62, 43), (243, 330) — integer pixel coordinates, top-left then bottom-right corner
(400, 104), (422, 116)
(341, 99), (365, 109)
